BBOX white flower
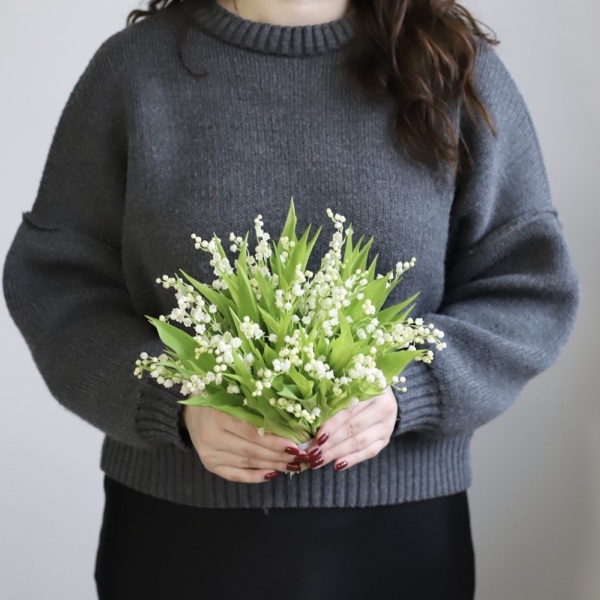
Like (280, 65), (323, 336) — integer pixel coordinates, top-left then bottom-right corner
(239, 316), (264, 340)
(362, 299), (376, 315)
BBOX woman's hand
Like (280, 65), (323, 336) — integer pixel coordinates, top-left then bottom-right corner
(303, 387), (398, 471)
(182, 406), (303, 483)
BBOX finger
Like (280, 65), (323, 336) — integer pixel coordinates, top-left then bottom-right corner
(309, 399), (381, 456)
(329, 439), (390, 473)
(210, 449), (292, 472)
(304, 400), (372, 455)
(213, 465), (282, 484)
(309, 420), (391, 470)
(223, 417), (301, 454)
(215, 432), (293, 468)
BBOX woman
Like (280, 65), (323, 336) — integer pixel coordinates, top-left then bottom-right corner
(3, 0), (579, 598)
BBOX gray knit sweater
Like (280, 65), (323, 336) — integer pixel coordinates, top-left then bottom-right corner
(3, 0), (579, 508)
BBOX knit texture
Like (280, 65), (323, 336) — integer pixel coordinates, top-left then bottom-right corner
(3, 0), (579, 508)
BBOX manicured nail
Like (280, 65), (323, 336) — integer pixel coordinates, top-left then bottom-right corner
(334, 461), (348, 471)
(286, 463), (302, 472)
(264, 471), (278, 480)
(293, 456), (308, 464)
(317, 432), (329, 446)
(309, 456), (324, 469)
(285, 447), (300, 456)
(308, 447), (322, 459)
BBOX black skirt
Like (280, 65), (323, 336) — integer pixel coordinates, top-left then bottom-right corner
(95, 476), (475, 600)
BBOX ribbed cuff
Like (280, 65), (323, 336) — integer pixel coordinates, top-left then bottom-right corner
(392, 359), (442, 436)
(136, 382), (192, 450)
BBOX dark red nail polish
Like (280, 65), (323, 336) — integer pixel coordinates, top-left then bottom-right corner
(286, 463), (302, 472)
(308, 447), (322, 459)
(264, 471), (278, 480)
(293, 456), (308, 464)
(317, 432), (329, 446)
(334, 461), (348, 471)
(309, 456), (324, 468)
(285, 447), (300, 456)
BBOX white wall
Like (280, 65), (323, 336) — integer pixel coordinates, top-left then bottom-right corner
(1, 1), (598, 598)
(463, 1), (600, 598)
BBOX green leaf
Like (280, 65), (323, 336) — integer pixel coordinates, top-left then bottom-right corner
(342, 226), (354, 266)
(254, 269), (276, 314)
(348, 275), (392, 322)
(228, 311), (258, 356)
(258, 307), (280, 336)
(377, 292), (420, 324)
(179, 270), (237, 327)
(327, 315), (354, 372)
(353, 236), (374, 274)
(146, 317), (197, 362)
(275, 384), (301, 400)
(236, 263), (260, 323)
(287, 367), (314, 398)
(191, 350), (217, 373)
(376, 350), (422, 381)
(180, 393), (265, 426)
(236, 233), (250, 272)
(231, 347), (254, 386)
(261, 344), (279, 367)
(283, 224), (321, 282)
(281, 197), (298, 242)
(275, 308), (294, 351)
(365, 254), (379, 280)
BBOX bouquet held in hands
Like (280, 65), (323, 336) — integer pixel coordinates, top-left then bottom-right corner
(134, 200), (446, 445)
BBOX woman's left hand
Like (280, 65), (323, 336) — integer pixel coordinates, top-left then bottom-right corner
(302, 386), (398, 472)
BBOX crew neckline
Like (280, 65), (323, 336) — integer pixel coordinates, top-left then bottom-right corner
(191, 0), (357, 57)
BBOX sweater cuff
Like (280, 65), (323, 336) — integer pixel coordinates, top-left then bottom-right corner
(392, 359), (442, 437)
(136, 382), (193, 451)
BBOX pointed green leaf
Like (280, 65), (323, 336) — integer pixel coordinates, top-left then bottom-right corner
(236, 264), (260, 323)
(147, 317), (198, 362)
(254, 269), (276, 314)
(376, 350), (422, 381)
(287, 367), (314, 398)
(327, 315), (355, 372)
(179, 270), (237, 326)
(180, 393), (266, 428)
(378, 292), (420, 324)
(258, 307), (280, 336)
(276, 385), (301, 400)
(353, 236), (374, 274)
(281, 197), (298, 242)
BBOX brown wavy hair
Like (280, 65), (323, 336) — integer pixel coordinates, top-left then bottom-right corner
(127, 0), (497, 172)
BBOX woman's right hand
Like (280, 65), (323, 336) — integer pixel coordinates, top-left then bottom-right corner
(182, 406), (303, 483)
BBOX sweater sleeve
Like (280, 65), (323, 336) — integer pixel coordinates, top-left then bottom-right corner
(2, 35), (190, 450)
(392, 43), (580, 438)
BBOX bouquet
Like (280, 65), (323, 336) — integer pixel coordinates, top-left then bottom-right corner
(134, 199), (446, 444)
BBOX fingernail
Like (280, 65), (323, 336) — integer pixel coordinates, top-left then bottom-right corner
(264, 471), (278, 480)
(309, 456), (324, 469)
(308, 447), (322, 459)
(286, 463), (302, 472)
(334, 461), (348, 471)
(293, 456), (308, 464)
(285, 447), (300, 456)
(317, 432), (329, 446)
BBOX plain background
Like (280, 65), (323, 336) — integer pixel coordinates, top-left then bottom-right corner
(1, 1), (598, 598)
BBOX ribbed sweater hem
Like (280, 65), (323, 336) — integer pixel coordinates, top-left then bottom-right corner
(100, 433), (472, 508)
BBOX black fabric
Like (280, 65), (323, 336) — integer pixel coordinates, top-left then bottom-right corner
(95, 476), (475, 599)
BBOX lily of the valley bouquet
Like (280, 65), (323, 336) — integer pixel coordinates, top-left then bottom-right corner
(134, 200), (446, 445)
